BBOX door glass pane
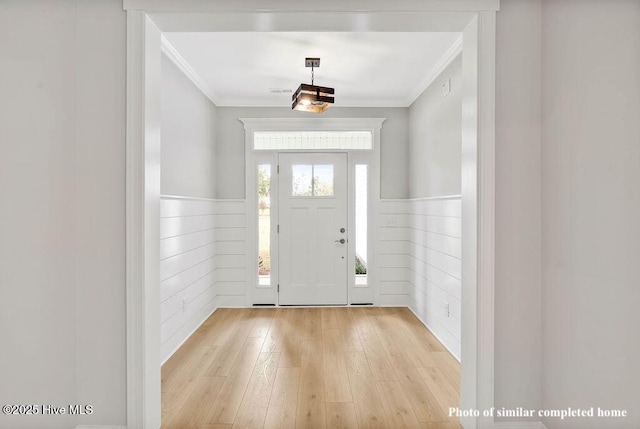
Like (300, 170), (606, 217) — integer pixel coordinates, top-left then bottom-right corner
(355, 164), (367, 285)
(292, 164), (313, 196)
(258, 164), (271, 286)
(313, 165), (334, 197)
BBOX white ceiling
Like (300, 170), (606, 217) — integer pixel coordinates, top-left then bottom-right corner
(163, 32), (461, 107)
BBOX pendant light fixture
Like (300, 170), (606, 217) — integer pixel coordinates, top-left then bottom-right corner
(292, 57), (335, 113)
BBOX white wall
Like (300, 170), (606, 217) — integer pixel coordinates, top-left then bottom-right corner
(215, 107), (410, 199)
(0, 1), (126, 428)
(540, 1), (640, 428)
(402, 52), (464, 360)
(378, 198), (463, 359)
(158, 48), (221, 364)
(0, 2), (78, 428)
(75, 1), (127, 426)
(161, 53), (217, 198)
(377, 201), (412, 308)
(409, 55), (462, 198)
(494, 0), (543, 420)
(159, 197), (246, 363)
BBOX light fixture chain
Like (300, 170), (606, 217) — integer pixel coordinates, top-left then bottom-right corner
(311, 65), (314, 85)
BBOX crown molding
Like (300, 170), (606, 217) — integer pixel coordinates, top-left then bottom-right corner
(407, 34), (463, 106)
(239, 117), (386, 132)
(160, 35), (219, 105)
(215, 97), (411, 108)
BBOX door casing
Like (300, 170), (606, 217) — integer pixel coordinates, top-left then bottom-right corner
(243, 118), (385, 308)
(124, 2), (498, 428)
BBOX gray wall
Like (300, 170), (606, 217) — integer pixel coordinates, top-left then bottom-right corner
(494, 0), (543, 419)
(0, 2), (78, 428)
(161, 53), (217, 198)
(0, 0), (126, 427)
(409, 55), (462, 198)
(75, 1), (127, 425)
(215, 107), (410, 199)
(540, 1), (640, 428)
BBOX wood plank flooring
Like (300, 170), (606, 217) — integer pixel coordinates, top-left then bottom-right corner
(161, 307), (461, 429)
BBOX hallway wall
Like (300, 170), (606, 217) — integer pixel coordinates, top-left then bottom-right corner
(161, 53), (217, 198)
(159, 197), (247, 362)
(0, 2), (79, 428)
(494, 0), (543, 419)
(409, 54), (462, 199)
(378, 198), (463, 360)
(403, 43), (464, 361)
(540, 1), (640, 428)
(159, 48), (222, 363)
(0, 1), (127, 428)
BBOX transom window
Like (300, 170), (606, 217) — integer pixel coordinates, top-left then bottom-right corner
(242, 117), (384, 301)
(254, 131), (372, 150)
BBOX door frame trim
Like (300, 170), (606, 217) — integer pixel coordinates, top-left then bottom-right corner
(125, 3), (497, 428)
(241, 118), (385, 307)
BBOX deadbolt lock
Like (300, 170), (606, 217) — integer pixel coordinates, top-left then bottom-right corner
(340, 227), (346, 233)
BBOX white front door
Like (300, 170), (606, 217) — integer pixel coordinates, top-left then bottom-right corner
(278, 152), (348, 305)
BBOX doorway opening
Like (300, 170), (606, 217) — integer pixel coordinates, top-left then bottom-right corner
(125, 4), (497, 428)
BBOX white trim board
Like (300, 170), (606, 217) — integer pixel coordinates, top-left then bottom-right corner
(463, 12), (497, 429)
(161, 306), (218, 366)
(125, 11), (162, 429)
(75, 426), (127, 429)
(239, 117), (386, 132)
(408, 303), (461, 363)
(160, 194), (244, 202)
(384, 195), (463, 202)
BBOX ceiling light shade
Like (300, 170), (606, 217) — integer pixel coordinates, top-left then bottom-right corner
(292, 58), (334, 113)
(292, 83), (335, 113)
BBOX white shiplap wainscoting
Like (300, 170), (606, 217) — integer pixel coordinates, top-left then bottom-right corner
(378, 199), (412, 306)
(159, 196), (247, 363)
(378, 196), (462, 360)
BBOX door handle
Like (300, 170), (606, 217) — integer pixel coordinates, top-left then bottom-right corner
(335, 238), (346, 244)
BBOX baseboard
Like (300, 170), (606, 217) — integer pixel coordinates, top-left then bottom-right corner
(215, 295), (247, 307)
(161, 305), (218, 365)
(406, 304), (461, 362)
(493, 421), (548, 429)
(75, 425), (127, 429)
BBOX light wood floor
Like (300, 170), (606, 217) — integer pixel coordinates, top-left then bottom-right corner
(161, 307), (461, 429)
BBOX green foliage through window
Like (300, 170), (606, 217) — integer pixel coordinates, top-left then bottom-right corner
(355, 255), (367, 275)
